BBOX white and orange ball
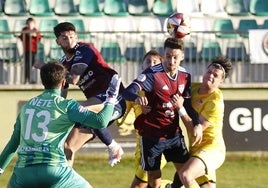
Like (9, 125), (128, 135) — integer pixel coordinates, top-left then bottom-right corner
(166, 12), (190, 39)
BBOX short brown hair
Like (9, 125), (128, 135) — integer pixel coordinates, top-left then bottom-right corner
(41, 62), (66, 89)
(164, 37), (184, 50)
(54, 22), (76, 38)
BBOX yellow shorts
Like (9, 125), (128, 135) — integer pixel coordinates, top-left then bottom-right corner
(134, 131), (167, 182)
(192, 147), (225, 184)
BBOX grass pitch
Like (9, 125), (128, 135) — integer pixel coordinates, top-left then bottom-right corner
(1, 152), (268, 188)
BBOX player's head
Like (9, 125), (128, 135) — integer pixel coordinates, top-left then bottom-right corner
(26, 17), (36, 29)
(164, 37), (184, 51)
(163, 37), (185, 73)
(54, 22), (76, 38)
(54, 22), (78, 53)
(208, 56), (232, 79)
(141, 49), (163, 71)
(203, 56), (232, 88)
(41, 62), (67, 89)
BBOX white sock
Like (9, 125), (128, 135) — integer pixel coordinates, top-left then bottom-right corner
(108, 139), (117, 149)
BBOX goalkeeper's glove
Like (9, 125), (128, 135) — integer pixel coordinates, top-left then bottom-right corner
(105, 74), (121, 105)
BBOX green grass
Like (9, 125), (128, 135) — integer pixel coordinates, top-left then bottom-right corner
(1, 152), (268, 188)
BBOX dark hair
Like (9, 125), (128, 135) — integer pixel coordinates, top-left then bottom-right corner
(208, 56), (232, 78)
(26, 17), (35, 25)
(142, 49), (163, 62)
(54, 22), (76, 38)
(164, 37), (184, 50)
(40, 62), (67, 89)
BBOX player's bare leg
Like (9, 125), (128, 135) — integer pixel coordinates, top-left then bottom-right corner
(130, 177), (148, 188)
(200, 182), (216, 188)
(66, 97), (124, 166)
(82, 97), (124, 166)
(64, 126), (94, 166)
(148, 170), (161, 188)
(64, 98), (102, 166)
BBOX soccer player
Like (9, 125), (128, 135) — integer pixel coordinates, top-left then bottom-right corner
(117, 49), (170, 188)
(122, 37), (202, 188)
(173, 56), (232, 188)
(0, 62), (121, 187)
(35, 22), (125, 167)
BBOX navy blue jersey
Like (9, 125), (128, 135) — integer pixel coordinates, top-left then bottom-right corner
(60, 42), (119, 98)
(131, 63), (192, 140)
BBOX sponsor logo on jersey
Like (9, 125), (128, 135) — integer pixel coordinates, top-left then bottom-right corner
(78, 70), (94, 85)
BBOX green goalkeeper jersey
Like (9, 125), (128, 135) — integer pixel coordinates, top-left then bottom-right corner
(0, 89), (113, 170)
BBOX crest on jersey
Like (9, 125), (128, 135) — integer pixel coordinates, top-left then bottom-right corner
(178, 84), (185, 94)
(162, 85), (169, 90)
(74, 51), (83, 61)
(137, 74), (146, 82)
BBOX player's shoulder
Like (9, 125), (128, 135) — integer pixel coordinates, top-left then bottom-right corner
(140, 64), (163, 78)
(178, 66), (190, 74)
(76, 42), (92, 51)
(191, 82), (201, 93)
(59, 55), (66, 63)
(213, 88), (223, 100)
(150, 63), (164, 73)
(77, 42), (90, 48)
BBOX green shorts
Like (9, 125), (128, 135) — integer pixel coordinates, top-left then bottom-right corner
(9, 165), (90, 188)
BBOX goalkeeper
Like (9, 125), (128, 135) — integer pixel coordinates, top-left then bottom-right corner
(0, 62), (121, 188)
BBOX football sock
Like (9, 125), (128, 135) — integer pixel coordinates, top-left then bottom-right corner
(93, 128), (113, 146)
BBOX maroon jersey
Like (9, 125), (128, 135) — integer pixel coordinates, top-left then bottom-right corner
(133, 63), (191, 140)
(60, 42), (118, 98)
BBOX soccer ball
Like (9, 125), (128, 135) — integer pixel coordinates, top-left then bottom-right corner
(166, 13), (190, 39)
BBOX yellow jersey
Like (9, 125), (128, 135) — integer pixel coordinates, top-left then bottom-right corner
(190, 83), (226, 153)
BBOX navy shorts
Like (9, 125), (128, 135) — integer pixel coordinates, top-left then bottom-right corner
(140, 133), (189, 171)
(96, 93), (126, 124)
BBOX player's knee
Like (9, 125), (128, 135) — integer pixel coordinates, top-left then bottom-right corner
(179, 169), (194, 185)
(64, 142), (76, 159)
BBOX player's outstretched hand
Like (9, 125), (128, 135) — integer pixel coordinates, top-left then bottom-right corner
(105, 74), (121, 105)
